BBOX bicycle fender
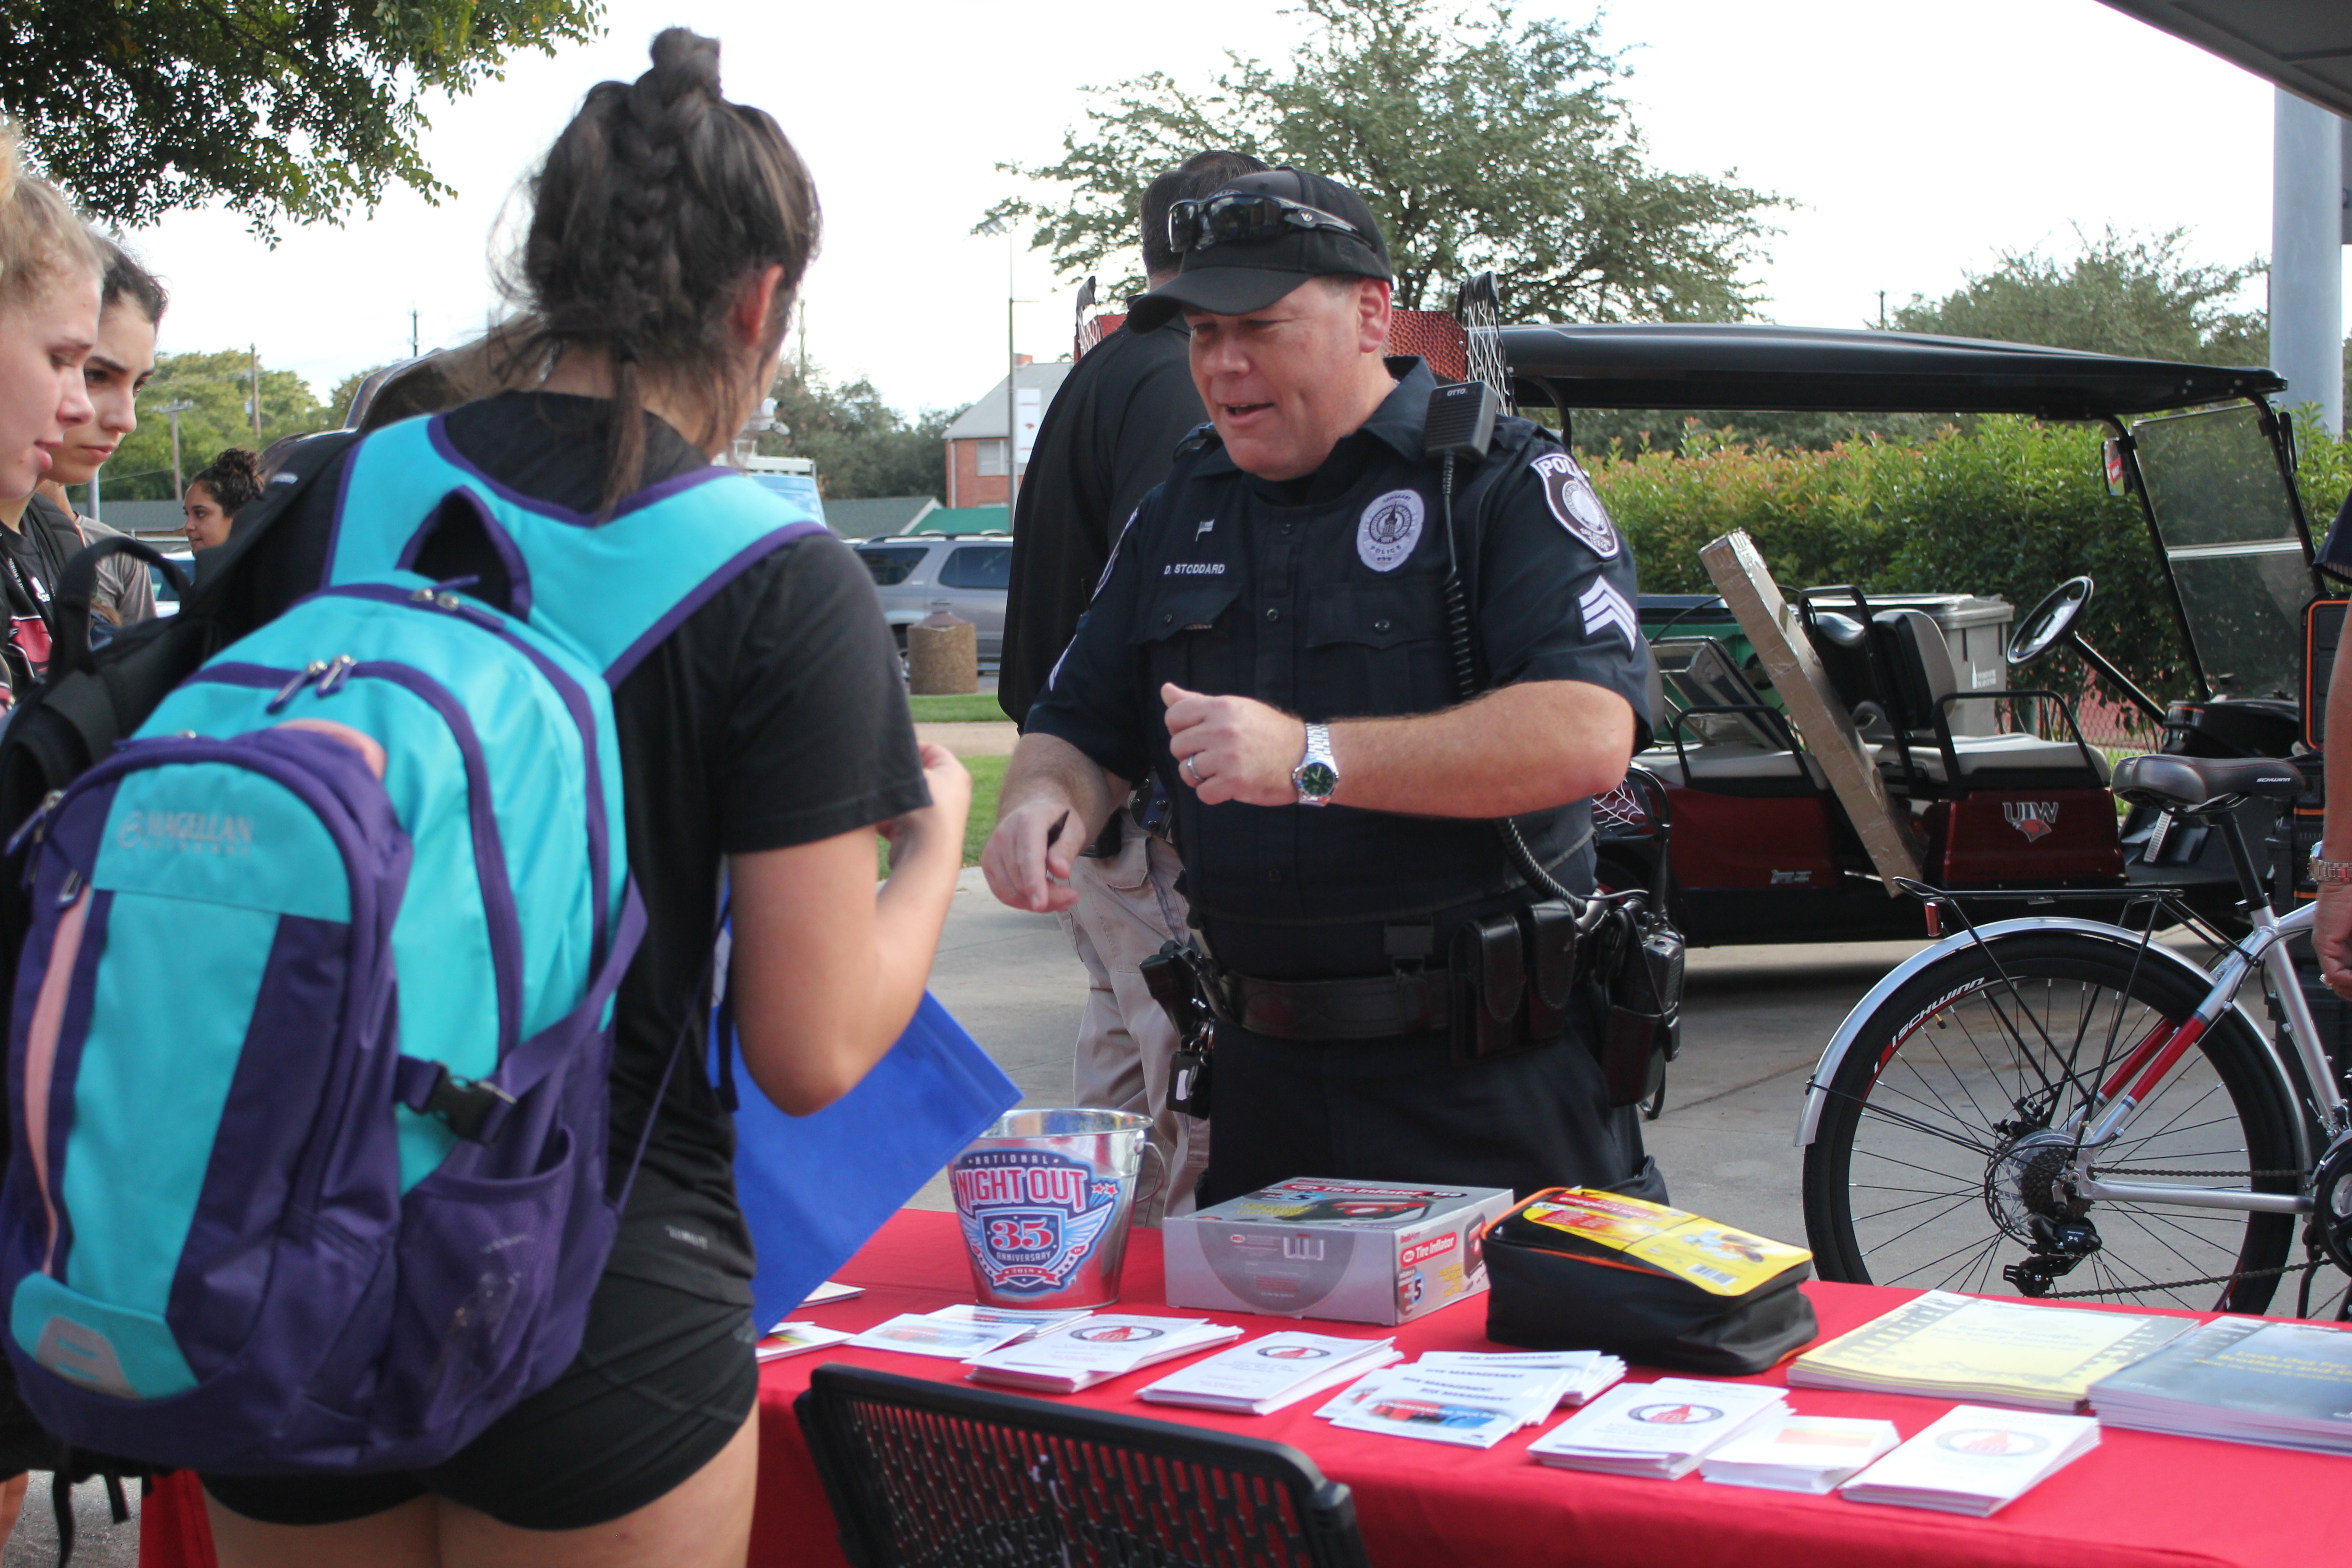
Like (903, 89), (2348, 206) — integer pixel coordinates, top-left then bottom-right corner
(1794, 916), (2283, 1148)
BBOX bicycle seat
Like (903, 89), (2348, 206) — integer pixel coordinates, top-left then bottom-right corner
(2111, 754), (2306, 813)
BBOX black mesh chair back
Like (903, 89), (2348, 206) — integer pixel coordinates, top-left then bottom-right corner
(796, 1363), (1373, 1568)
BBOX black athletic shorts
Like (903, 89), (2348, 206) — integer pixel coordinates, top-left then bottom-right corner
(201, 1271), (759, 1532)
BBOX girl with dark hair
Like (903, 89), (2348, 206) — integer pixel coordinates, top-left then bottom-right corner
(34, 235), (166, 622)
(181, 446), (258, 549)
(195, 32), (965, 1568)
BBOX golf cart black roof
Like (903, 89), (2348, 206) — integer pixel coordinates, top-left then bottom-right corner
(1500, 323), (2286, 421)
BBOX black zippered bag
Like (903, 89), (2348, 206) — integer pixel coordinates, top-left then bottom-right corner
(1481, 1188), (1818, 1376)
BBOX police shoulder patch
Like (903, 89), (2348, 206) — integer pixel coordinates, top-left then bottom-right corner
(1357, 488), (1425, 573)
(1532, 451), (1620, 559)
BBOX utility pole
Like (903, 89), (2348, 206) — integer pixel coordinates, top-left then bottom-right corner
(248, 344), (262, 443)
(799, 306), (808, 382)
(1878, 290), (1887, 331)
(411, 307), (420, 359)
(1006, 233), (1018, 509)
(158, 398), (196, 500)
(2271, 89), (2345, 435)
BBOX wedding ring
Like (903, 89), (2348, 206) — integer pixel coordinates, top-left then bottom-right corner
(1183, 754), (1203, 786)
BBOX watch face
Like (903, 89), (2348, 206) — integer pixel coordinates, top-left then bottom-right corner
(1296, 760), (1339, 799)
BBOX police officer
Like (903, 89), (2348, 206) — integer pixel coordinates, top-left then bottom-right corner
(981, 168), (1663, 1205)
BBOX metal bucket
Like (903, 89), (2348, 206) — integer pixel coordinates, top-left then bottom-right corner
(948, 1108), (1162, 1308)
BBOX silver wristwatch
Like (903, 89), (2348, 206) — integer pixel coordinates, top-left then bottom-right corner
(2312, 848), (2352, 885)
(1291, 721), (1339, 806)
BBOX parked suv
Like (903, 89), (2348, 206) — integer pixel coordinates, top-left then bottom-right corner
(854, 534), (1012, 665)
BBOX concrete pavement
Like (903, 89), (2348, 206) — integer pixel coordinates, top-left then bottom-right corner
(915, 862), (1927, 1246)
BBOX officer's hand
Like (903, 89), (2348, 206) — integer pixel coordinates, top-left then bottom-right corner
(2318, 883), (2352, 999)
(981, 796), (1083, 913)
(1162, 683), (1308, 807)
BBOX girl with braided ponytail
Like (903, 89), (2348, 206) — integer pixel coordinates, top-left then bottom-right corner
(199, 33), (967, 1566)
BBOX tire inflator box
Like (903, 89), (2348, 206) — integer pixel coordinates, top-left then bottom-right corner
(1161, 1178), (1514, 1326)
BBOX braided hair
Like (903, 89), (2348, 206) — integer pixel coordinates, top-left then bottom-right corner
(498, 29), (820, 513)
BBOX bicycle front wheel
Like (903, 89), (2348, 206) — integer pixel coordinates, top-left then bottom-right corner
(1802, 931), (2298, 1313)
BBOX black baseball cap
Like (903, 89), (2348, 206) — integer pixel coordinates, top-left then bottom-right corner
(1127, 168), (1393, 332)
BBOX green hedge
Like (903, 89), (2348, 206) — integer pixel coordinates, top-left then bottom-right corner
(1587, 414), (2352, 706)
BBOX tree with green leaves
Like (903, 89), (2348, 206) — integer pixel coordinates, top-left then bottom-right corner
(103, 351), (331, 500)
(1891, 226), (2267, 365)
(756, 368), (965, 502)
(4, 0), (600, 231)
(983, 0), (1780, 320)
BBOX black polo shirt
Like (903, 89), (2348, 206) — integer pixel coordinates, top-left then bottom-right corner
(1027, 358), (1651, 979)
(1000, 322), (1205, 724)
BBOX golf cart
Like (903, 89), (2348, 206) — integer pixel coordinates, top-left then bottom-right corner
(1494, 324), (2326, 947)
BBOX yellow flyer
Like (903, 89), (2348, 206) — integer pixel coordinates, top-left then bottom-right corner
(1517, 1190), (1810, 1296)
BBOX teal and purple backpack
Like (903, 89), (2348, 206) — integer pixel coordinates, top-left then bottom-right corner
(0, 416), (819, 1473)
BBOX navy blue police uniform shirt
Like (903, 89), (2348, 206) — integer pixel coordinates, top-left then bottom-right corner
(1026, 358), (1651, 981)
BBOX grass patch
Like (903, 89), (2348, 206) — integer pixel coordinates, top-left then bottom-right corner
(879, 751), (1009, 875)
(907, 692), (1013, 724)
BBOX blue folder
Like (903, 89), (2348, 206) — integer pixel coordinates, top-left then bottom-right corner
(712, 989), (1021, 1331)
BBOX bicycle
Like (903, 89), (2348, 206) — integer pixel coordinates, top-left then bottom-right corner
(1798, 751), (2352, 1319)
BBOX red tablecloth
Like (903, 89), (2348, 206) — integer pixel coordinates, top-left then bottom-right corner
(749, 1210), (2352, 1568)
(138, 1209), (2352, 1568)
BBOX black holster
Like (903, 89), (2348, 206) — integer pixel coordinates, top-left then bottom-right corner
(1595, 910), (1686, 1112)
(1139, 941), (1217, 1118)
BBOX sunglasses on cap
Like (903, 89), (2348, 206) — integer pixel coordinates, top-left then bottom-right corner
(1167, 191), (1367, 255)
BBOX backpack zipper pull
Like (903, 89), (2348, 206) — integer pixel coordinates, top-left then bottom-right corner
(314, 654), (357, 698)
(5, 789), (64, 858)
(267, 661), (328, 713)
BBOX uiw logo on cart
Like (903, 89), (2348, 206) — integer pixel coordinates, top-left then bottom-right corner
(2004, 801), (2060, 843)
(951, 1150), (1119, 1294)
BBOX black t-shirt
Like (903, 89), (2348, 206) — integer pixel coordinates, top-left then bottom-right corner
(0, 500), (74, 696)
(263, 392), (929, 1301)
(999, 322), (1204, 723)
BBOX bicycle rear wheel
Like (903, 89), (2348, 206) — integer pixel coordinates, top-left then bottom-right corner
(1803, 931), (2299, 1313)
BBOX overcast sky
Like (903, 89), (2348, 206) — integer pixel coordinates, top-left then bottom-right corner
(120, 0), (2342, 414)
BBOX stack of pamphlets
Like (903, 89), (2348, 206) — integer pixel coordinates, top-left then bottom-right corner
(1317, 1359), (1603, 1449)
(1525, 1378), (1787, 1478)
(800, 1280), (864, 1307)
(1698, 1414), (1900, 1493)
(965, 1315), (1243, 1393)
(1839, 1405), (2099, 1515)
(1138, 1333), (1402, 1415)
(1415, 1350), (1626, 1407)
(848, 1304), (1092, 1360)
(755, 1322), (854, 1363)
(1787, 1290), (2191, 1412)
(2087, 1316), (2352, 1454)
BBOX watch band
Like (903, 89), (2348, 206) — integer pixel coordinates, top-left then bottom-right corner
(2312, 855), (2352, 885)
(1292, 721), (1339, 806)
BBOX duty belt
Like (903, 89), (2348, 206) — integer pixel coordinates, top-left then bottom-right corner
(1214, 969), (1460, 1040)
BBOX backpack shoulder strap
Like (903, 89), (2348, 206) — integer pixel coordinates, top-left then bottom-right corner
(325, 416), (826, 685)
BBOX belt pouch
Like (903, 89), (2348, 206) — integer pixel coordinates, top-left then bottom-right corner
(1518, 900), (1579, 1041)
(1450, 912), (1526, 1065)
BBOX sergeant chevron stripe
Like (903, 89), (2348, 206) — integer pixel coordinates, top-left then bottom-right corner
(1579, 579), (1638, 650)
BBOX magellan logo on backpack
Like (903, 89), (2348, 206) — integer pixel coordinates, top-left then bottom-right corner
(114, 809), (255, 855)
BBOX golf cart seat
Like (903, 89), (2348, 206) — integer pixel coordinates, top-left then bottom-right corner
(1872, 608), (2109, 792)
(1635, 742), (1863, 798)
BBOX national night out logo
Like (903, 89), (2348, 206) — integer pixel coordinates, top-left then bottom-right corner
(951, 1149), (1120, 1295)
(2003, 800), (2059, 843)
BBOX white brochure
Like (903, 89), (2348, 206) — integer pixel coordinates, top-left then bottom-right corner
(1839, 1405), (2100, 1516)
(1699, 1414), (1901, 1493)
(1140, 1333), (1401, 1415)
(1526, 1377), (1788, 1479)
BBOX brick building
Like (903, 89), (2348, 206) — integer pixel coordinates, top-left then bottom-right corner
(941, 358), (1073, 508)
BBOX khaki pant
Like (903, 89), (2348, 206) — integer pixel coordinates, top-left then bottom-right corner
(1062, 829), (1206, 1225)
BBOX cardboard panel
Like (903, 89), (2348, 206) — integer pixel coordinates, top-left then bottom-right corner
(1698, 531), (1922, 892)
